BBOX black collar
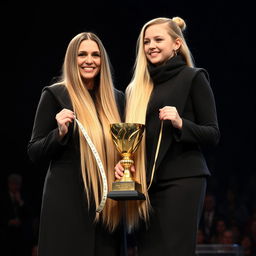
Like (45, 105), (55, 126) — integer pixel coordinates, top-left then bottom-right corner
(148, 55), (186, 85)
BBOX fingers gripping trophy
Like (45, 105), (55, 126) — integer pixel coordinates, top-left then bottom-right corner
(107, 123), (146, 200)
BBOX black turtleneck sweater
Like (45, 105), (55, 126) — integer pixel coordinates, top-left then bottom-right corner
(145, 55), (220, 183)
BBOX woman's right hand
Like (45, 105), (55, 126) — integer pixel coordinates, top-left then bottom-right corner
(55, 108), (75, 137)
(114, 161), (135, 179)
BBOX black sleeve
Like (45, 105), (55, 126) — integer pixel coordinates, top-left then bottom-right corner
(177, 71), (220, 147)
(27, 89), (71, 164)
(114, 89), (125, 122)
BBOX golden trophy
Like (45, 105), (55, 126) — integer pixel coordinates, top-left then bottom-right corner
(107, 123), (146, 200)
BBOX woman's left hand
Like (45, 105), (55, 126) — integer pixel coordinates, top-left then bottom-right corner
(159, 106), (183, 129)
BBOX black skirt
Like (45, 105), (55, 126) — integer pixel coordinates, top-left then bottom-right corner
(135, 176), (207, 256)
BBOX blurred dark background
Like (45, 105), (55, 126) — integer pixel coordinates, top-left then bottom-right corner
(1, 0), (255, 255)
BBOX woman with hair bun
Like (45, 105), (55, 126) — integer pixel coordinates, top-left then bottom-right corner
(115, 17), (220, 255)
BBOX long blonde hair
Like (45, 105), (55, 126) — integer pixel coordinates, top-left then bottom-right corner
(54, 32), (122, 231)
(125, 17), (194, 230)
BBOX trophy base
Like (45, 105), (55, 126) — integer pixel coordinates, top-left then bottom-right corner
(107, 180), (146, 200)
(112, 180), (142, 191)
(107, 190), (146, 200)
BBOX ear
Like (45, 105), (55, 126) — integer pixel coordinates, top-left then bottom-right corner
(174, 38), (182, 51)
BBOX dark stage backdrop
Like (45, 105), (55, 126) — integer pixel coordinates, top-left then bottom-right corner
(1, 0), (255, 214)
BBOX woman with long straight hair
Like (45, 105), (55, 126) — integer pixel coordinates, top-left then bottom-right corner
(28, 32), (125, 256)
(115, 17), (220, 255)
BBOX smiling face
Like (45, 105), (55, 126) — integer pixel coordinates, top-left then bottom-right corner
(144, 23), (181, 65)
(77, 39), (101, 85)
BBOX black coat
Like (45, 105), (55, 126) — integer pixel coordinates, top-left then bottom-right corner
(27, 84), (125, 256)
(145, 55), (220, 184)
(134, 56), (220, 256)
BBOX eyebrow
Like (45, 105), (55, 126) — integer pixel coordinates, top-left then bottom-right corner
(144, 35), (164, 39)
(78, 50), (100, 53)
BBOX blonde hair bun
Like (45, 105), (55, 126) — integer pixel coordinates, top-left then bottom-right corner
(172, 16), (186, 31)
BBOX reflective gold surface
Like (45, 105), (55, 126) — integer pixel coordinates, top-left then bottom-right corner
(110, 123), (145, 190)
(110, 123), (145, 155)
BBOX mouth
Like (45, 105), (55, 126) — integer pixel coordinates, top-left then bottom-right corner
(149, 51), (159, 57)
(82, 67), (95, 72)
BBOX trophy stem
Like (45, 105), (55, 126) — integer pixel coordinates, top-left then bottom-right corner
(120, 153), (133, 182)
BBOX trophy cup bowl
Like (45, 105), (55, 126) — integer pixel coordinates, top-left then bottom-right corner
(107, 123), (146, 200)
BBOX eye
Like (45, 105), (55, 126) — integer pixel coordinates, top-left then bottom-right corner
(92, 52), (101, 57)
(155, 38), (163, 42)
(143, 40), (150, 45)
(78, 52), (87, 57)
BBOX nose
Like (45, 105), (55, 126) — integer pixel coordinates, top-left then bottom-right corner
(85, 55), (93, 64)
(149, 41), (156, 49)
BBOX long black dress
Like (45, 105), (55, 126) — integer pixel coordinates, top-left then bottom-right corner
(27, 84), (125, 256)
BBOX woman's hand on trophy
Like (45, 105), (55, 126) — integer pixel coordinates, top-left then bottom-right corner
(114, 161), (124, 179)
(114, 161), (136, 179)
(130, 165), (135, 173)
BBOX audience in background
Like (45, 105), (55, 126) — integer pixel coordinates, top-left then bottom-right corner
(196, 229), (206, 244)
(240, 235), (255, 256)
(210, 218), (228, 244)
(199, 193), (221, 242)
(222, 230), (235, 245)
(218, 187), (250, 231)
(0, 173), (35, 256)
(1, 170), (256, 255)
